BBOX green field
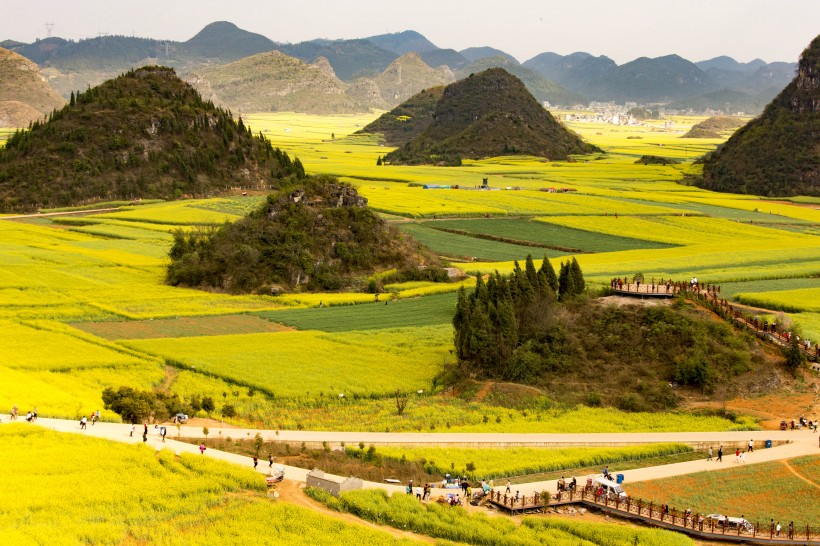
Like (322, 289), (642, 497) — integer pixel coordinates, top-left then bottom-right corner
(258, 292), (458, 332)
(423, 217), (676, 253)
(398, 222), (573, 261)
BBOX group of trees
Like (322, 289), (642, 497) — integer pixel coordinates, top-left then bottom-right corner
(450, 255), (767, 411)
(452, 255), (584, 381)
(102, 386), (228, 423)
(167, 177), (442, 293)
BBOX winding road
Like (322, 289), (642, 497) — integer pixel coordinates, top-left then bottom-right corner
(10, 417), (820, 498)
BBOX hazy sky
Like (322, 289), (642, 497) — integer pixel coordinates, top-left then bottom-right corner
(2, 0), (818, 65)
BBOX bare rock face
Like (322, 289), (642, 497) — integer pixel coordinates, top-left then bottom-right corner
(312, 56), (338, 80)
(0, 47), (65, 123)
(286, 183), (367, 209)
(793, 40), (820, 113)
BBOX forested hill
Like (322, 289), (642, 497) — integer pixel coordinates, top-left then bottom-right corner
(166, 178), (443, 294)
(356, 86), (445, 146)
(0, 66), (305, 213)
(699, 34), (820, 197)
(383, 68), (600, 166)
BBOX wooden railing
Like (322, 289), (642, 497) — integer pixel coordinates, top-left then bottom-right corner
(487, 485), (820, 543)
(612, 278), (819, 362)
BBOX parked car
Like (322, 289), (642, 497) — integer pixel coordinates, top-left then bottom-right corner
(704, 514), (754, 533)
(175, 413), (188, 423)
(588, 475), (627, 500)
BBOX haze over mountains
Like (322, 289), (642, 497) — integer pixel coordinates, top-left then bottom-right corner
(0, 21), (798, 123)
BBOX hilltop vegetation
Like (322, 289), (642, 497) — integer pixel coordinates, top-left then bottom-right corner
(0, 66), (305, 212)
(700, 35), (820, 197)
(382, 68), (599, 165)
(357, 86), (444, 146)
(451, 258), (774, 412)
(167, 177), (444, 293)
(457, 56), (585, 106)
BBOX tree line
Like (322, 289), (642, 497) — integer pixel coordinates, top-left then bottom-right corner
(452, 255), (584, 382)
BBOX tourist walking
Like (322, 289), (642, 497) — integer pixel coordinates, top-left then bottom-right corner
(748, 439), (754, 452)
(199, 443), (206, 454)
(776, 522), (781, 537)
(268, 453), (273, 467)
(717, 445), (723, 462)
(253, 456), (258, 469)
(505, 480), (511, 494)
(707, 446), (713, 461)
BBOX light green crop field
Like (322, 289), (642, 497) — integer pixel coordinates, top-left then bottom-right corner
(121, 326), (452, 399)
(257, 292), (458, 332)
(425, 217), (676, 252)
(376, 443), (693, 479)
(398, 222), (574, 261)
(1, 111), (818, 426)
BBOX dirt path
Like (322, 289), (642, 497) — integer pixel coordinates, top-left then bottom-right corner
(277, 480), (434, 543)
(782, 459), (820, 491)
(473, 381), (494, 402)
(159, 365), (179, 392)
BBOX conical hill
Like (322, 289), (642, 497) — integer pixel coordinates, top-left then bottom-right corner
(0, 66), (304, 212)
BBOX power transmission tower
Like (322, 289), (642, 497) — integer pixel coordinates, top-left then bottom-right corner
(45, 23), (54, 38)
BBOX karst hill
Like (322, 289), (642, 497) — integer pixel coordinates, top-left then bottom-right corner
(166, 178), (443, 294)
(188, 50), (372, 115)
(368, 68), (600, 165)
(699, 34), (820, 197)
(0, 66), (305, 213)
(0, 47), (65, 127)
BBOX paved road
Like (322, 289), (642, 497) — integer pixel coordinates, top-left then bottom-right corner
(7, 417), (820, 499)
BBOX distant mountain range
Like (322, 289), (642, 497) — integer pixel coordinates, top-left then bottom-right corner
(0, 21), (798, 123)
